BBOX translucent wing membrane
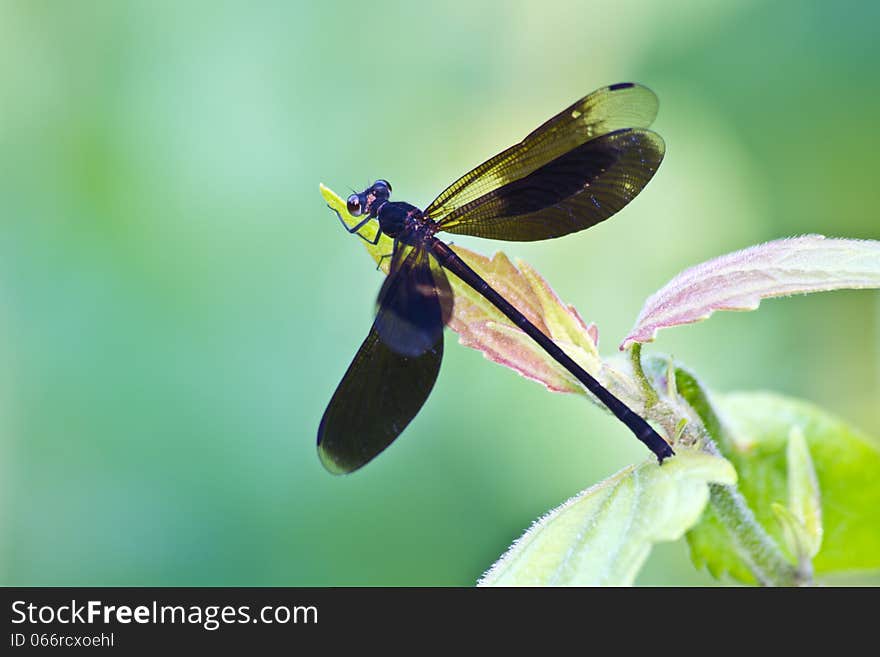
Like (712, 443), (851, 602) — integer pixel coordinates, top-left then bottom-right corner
(374, 242), (454, 357)
(317, 326), (443, 474)
(437, 129), (665, 240)
(425, 83), (660, 225)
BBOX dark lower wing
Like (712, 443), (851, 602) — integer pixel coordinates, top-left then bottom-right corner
(373, 241), (453, 357)
(317, 325), (443, 474)
(436, 129), (664, 240)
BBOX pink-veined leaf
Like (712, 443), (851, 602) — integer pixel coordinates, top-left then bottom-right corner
(621, 235), (880, 350)
(445, 251), (603, 394)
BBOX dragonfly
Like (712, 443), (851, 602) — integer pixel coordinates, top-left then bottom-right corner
(318, 82), (672, 474)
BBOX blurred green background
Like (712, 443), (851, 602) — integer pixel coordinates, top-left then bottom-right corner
(1, 0), (878, 586)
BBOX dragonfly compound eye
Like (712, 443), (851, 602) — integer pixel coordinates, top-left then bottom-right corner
(346, 194), (363, 216)
(372, 179), (392, 197)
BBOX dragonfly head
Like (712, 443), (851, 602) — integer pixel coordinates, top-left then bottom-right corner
(347, 179), (393, 218)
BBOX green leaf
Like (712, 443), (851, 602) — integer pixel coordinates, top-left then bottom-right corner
(785, 426), (823, 559)
(771, 503), (815, 569)
(687, 392), (880, 582)
(479, 450), (736, 586)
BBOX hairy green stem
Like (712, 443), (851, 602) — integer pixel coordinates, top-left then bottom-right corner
(630, 344), (659, 411)
(672, 366), (807, 586)
(706, 481), (798, 585)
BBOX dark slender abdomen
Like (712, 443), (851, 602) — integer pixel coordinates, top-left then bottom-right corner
(429, 237), (674, 462)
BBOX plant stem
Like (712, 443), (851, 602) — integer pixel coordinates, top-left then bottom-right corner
(671, 365), (808, 586)
(618, 352), (809, 585)
(707, 481), (798, 585)
(699, 437), (801, 585)
(630, 344), (658, 411)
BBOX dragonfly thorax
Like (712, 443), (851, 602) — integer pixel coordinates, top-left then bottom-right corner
(377, 201), (425, 239)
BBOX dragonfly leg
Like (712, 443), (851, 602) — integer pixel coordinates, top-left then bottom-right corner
(330, 204), (379, 243)
(375, 238), (399, 270)
(363, 227), (383, 246)
(376, 252), (392, 270)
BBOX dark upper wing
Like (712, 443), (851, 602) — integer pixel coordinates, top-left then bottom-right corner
(424, 83), (664, 241)
(317, 324), (443, 474)
(373, 241), (453, 357)
(437, 129), (664, 240)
